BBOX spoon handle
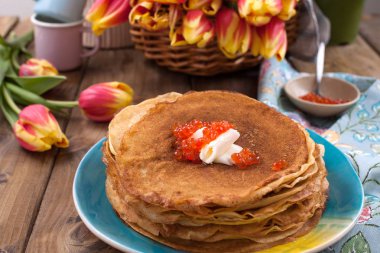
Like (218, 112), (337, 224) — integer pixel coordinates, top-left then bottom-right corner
(316, 42), (325, 94)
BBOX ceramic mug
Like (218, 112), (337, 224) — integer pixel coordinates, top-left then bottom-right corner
(34, 0), (87, 23)
(31, 14), (99, 71)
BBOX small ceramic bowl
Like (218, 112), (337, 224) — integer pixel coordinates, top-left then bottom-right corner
(284, 75), (360, 117)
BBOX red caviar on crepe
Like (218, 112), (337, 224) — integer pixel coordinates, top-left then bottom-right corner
(173, 119), (260, 168)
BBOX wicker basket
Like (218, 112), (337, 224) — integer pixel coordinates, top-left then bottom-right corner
(130, 16), (299, 76)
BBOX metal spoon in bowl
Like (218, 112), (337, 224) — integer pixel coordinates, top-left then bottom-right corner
(315, 42), (325, 95)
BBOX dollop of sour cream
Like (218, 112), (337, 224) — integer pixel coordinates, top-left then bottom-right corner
(191, 128), (243, 165)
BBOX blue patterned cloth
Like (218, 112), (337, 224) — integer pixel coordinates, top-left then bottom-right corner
(258, 58), (380, 253)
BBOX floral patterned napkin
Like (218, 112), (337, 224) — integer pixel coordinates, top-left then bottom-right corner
(258, 58), (380, 252)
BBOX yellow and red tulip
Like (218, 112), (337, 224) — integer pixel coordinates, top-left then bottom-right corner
(251, 17), (287, 60)
(18, 58), (58, 77)
(86, 0), (131, 36)
(170, 27), (188, 46)
(153, 0), (186, 4)
(182, 10), (215, 48)
(278, 0), (298, 21)
(78, 82), (134, 122)
(183, 0), (222, 16)
(238, 0), (282, 26)
(13, 104), (69, 152)
(169, 4), (183, 37)
(129, 1), (169, 31)
(216, 8), (251, 58)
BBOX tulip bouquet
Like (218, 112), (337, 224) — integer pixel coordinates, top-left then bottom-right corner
(0, 32), (134, 152)
(86, 0), (298, 60)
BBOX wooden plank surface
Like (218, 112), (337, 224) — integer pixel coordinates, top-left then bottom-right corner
(291, 35), (380, 78)
(191, 67), (259, 98)
(0, 19), (85, 253)
(0, 16), (18, 37)
(360, 14), (380, 54)
(25, 49), (191, 253)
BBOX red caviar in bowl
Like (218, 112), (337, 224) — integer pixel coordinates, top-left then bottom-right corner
(300, 92), (348, 104)
(272, 159), (288, 171)
(231, 148), (260, 168)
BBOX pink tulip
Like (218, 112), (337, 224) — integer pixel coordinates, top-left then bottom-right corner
(183, 0), (222, 16)
(13, 104), (69, 152)
(78, 82), (134, 122)
(18, 58), (58, 77)
(238, 0), (282, 26)
(129, 1), (169, 31)
(182, 10), (215, 48)
(86, 0), (131, 36)
(278, 0), (298, 21)
(216, 8), (251, 58)
(251, 17), (287, 60)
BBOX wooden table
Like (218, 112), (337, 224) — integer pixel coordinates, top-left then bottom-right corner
(1, 15), (380, 253)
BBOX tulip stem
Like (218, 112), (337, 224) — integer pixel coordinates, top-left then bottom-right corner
(0, 92), (17, 126)
(2, 86), (21, 114)
(6, 82), (77, 110)
(45, 100), (78, 107)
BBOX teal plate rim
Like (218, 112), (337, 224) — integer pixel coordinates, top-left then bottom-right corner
(73, 129), (364, 253)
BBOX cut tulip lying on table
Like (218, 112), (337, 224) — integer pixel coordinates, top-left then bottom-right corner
(78, 82), (134, 122)
(13, 104), (69, 152)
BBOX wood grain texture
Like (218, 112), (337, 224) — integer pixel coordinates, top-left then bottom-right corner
(25, 49), (191, 253)
(0, 16), (18, 37)
(291, 36), (380, 78)
(360, 14), (380, 54)
(191, 67), (260, 98)
(0, 20), (85, 253)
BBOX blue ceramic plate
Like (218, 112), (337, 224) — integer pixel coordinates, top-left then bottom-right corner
(73, 130), (364, 253)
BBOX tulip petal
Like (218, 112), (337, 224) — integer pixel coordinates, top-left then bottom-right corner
(170, 27), (188, 46)
(251, 17), (287, 60)
(238, 0), (282, 26)
(278, 0), (298, 21)
(129, 2), (169, 31)
(183, 10), (215, 48)
(183, 0), (222, 16)
(216, 8), (251, 58)
(87, 0), (131, 36)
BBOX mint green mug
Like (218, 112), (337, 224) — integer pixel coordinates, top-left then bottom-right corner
(316, 0), (365, 45)
(34, 0), (87, 23)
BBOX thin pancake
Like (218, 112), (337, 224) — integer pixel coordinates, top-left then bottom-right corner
(106, 177), (326, 252)
(108, 92), (182, 155)
(116, 91), (311, 212)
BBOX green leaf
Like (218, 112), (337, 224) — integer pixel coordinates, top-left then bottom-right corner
(6, 82), (76, 110)
(0, 60), (10, 85)
(340, 231), (371, 253)
(8, 30), (33, 49)
(8, 75), (67, 95)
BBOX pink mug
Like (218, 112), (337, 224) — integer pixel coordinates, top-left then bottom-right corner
(31, 14), (99, 71)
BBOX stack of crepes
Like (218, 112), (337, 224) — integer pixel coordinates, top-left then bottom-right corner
(103, 91), (329, 252)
